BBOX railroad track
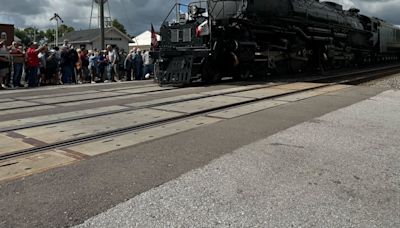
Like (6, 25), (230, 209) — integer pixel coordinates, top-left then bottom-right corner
(1, 64), (399, 162)
(0, 83), (277, 132)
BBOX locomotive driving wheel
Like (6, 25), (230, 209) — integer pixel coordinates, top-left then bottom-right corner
(288, 39), (309, 73)
(202, 61), (221, 84)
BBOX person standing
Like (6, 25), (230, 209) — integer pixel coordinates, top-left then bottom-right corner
(0, 40), (11, 89)
(106, 45), (116, 82)
(60, 46), (75, 84)
(124, 50), (133, 81)
(38, 46), (48, 85)
(46, 49), (59, 85)
(26, 42), (45, 87)
(132, 48), (143, 80)
(75, 49), (83, 84)
(9, 42), (25, 87)
(142, 50), (153, 79)
(80, 49), (90, 83)
(88, 50), (97, 83)
(70, 47), (79, 84)
(97, 51), (107, 82)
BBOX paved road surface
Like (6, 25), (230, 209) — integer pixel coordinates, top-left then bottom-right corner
(0, 82), (398, 227)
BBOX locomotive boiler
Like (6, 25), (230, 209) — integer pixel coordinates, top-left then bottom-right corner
(153, 0), (400, 85)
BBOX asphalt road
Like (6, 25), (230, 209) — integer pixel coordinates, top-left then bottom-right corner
(0, 84), (390, 227)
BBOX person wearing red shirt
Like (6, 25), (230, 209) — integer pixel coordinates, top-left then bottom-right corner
(26, 42), (45, 87)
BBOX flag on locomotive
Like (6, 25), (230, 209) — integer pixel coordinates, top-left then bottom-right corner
(151, 23), (158, 50)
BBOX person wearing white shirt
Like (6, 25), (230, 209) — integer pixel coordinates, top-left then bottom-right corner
(142, 50), (153, 79)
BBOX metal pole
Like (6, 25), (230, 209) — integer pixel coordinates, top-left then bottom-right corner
(100, 0), (105, 50)
(176, 0), (179, 22)
(89, 0), (94, 28)
(56, 19), (59, 47)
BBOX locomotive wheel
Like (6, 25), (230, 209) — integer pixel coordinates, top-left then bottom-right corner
(274, 60), (290, 75)
(202, 62), (221, 84)
(289, 59), (308, 73)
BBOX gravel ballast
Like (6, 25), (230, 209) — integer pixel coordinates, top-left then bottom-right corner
(362, 73), (400, 89)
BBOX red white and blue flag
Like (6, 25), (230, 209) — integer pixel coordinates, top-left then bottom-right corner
(151, 23), (158, 49)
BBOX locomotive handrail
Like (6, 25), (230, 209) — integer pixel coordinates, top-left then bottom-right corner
(162, 3), (189, 25)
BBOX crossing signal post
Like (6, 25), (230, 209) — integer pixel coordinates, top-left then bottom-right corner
(95, 0), (108, 50)
(50, 13), (64, 47)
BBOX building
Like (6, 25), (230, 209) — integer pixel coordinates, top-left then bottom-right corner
(59, 27), (132, 51)
(129, 30), (161, 51)
(0, 24), (15, 46)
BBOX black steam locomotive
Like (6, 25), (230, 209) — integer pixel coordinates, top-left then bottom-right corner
(153, 0), (400, 85)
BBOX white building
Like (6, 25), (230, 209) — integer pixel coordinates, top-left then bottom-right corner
(129, 31), (161, 51)
(59, 27), (132, 51)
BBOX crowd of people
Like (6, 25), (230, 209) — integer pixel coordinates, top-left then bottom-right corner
(0, 39), (153, 89)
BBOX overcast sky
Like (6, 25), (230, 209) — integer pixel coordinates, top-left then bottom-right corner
(0, 0), (399, 36)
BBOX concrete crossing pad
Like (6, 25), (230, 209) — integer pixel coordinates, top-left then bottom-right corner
(0, 134), (34, 155)
(154, 95), (253, 114)
(273, 82), (325, 90)
(227, 87), (292, 99)
(0, 105), (56, 116)
(0, 105), (128, 130)
(17, 90), (99, 101)
(0, 101), (41, 110)
(199, 85), (268, 96)
(207, 100), (287, 119)
(0, 151), (76, 182)
(125, 94), (206, 107)
(32, 92), (124, 104)
(68, 116), (221, 156)
(14, 108), (182, 145)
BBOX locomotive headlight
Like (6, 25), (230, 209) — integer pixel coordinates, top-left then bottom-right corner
(190, 5), (198, 15)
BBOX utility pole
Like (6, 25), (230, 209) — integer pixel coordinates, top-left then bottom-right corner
(50, 13), (63, 47)
(176, 0), (179, 22)
(33, 27), (36, 42)
(99, 0), (105, 50)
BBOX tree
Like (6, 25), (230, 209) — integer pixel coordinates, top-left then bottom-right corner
(15, 28), (31, 46)
(14, 25), (75, 46)
(24, 27), (39, 41)
(58, 24), (75, 37)
(45, 29), (55, 42)
(112, 19), (127, 34)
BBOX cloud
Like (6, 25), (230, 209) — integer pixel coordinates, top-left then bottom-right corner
(0, 0), (399, 35)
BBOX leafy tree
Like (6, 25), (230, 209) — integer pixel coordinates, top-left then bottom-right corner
(15, 28), (31, 46)
(24, 27), (39, 41)
(45, 29), (55, 41)
(112, 19), (127, 34)
(58, 24), (75, 37)
(14, 25), (75, 46)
